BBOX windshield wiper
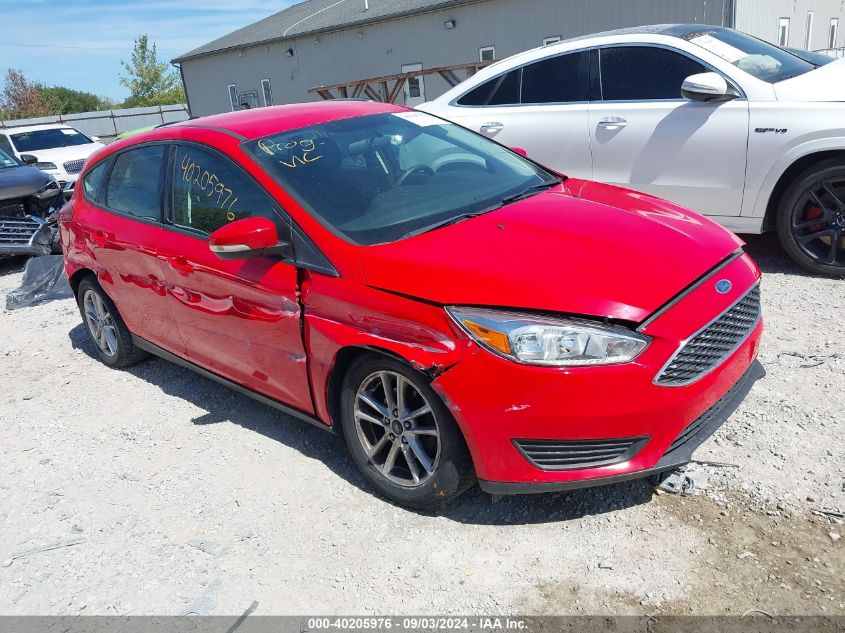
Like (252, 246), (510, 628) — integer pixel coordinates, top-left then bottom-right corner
(500, 179), (559, 205)
(404, 211), (488, 239)
(404, 179), (562, 239)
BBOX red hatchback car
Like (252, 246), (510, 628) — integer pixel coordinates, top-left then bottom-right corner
(60, 101), (763, 508)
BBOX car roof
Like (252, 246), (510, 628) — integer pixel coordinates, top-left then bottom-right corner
(166, 100), (408, 141)
(2, 123), (76, 134)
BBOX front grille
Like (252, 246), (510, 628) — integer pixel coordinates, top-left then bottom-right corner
(63, 159), (85, 174)
(655, 284), (761, 386)
(0, 217), (41, 245)
(514, 436), (649, 471)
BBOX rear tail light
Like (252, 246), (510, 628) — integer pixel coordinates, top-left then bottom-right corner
(58, 201), (74, 223)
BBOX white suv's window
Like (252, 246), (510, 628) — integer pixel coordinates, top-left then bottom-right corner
(521, 51), (590, 104)
(599, 46), (706, 101)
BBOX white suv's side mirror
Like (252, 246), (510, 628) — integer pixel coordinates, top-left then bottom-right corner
(681, 72), (739, 102)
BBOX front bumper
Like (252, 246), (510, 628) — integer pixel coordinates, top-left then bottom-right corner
(432, 253), (763, 492)
(0, 215), (56, 256)
(478, 359), (764, 494)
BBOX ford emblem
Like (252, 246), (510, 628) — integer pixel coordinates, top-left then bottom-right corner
(715, 279), (732, 294)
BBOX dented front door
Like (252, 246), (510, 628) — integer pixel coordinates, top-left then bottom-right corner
(155, 143), (313, 413)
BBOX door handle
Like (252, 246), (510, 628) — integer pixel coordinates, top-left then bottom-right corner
(597, 117), (628, 129)
(480, 122), (504, 137)
(167, 255), (194, 275)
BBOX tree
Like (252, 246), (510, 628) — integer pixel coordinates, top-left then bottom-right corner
(37, 86), (113, 115)
(0, 69), (54, 119)
(119, 35), (185, 107)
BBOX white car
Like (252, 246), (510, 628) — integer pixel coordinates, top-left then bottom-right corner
(0, 124), (104, 198)
(419, 24), (845, 277)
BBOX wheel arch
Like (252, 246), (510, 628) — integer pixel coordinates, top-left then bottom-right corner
(68, 267), (97, 299)
(325, 344), (432, 437)
(762, 149), (845, 231)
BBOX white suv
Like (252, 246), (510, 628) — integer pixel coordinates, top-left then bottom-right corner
(0, 124), (104, 199)
(419, 25), (845, 277)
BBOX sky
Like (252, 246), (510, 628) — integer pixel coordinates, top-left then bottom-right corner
(4, 0), (302, 101)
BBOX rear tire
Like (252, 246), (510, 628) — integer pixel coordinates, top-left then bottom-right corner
(340, 354), (475, 509)
(776, 158), (845, 278)
(76, 277), (148, 368)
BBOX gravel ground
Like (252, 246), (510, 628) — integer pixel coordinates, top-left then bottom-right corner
(0, 234), (842, 616)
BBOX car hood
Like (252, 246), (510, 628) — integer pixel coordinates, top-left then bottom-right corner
(775, 58), (845, 101)
(0, 165), (51, 200)
(358, 180), (743, 323)
(21, 142), (103, 165)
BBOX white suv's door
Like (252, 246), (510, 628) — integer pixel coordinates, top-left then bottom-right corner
(436, 50), (593, 181)
(588, 45), (749, 216)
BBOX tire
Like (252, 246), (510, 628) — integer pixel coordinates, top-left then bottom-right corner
(776, 158), (845, 278)
(340, 354), (475, 509)
(76, 277), (149, 368)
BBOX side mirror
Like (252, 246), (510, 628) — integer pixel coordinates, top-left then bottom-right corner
(681, 72), (739, 102)
(208, 217), (291, 260)
(20, 154), (38, 165)
(511, 147), (528, 157)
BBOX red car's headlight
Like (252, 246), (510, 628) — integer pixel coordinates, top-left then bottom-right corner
(447, 306), (650, 367)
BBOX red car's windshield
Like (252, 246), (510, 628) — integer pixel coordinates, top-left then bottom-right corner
(245, 111), (558, 245)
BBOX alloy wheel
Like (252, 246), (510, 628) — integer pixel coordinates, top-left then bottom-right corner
(353, 370), (441, 487)
(791, 177), (845, 268)
(83, 290), (118, 357)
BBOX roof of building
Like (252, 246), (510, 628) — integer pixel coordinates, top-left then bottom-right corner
(173, 0), (481, 63)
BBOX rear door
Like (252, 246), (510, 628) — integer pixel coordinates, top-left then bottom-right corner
(155, 142), (313, 412)
(588, 45), (749, 215)
(442, 49), (593, 180)
(77, 144), (184, 353)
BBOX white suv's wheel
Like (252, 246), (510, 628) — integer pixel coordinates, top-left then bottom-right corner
(777, 159), (845, 278)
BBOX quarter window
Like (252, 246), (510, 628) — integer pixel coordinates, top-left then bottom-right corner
(599, 46), (706, 101)
(456, 69), (520, 106)
(105, 145), (165, 220)
(171, 144), (282, 236)
(81, 160), (110, 204)
(521, 51), (590, 104)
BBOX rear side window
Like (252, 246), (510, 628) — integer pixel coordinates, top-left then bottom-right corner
(457, 70), (520, 106)
(105, 145), (165, 220)
(521, 51), (590, 103)
(81, 160), (109, 204)
(171, 144), (282, 236)
(599, 46), (707, 101)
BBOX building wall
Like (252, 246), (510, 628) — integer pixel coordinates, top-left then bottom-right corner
(181, 0), (732, 116)
(735, 0), (845, 50)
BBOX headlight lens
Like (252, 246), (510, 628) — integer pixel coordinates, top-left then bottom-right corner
(33, 179), (62, 199)
(447, 307), (650, 366)
(35, 162), (57, 170)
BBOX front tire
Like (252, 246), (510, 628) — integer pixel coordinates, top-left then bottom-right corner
(776, 159), (845, 278)
(76, 277), (148, 368)
(340, 354), (475, 509)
